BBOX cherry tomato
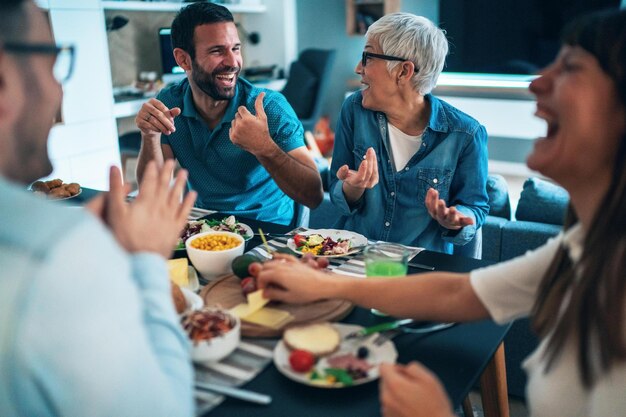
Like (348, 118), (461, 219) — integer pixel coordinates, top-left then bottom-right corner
(294, 234), (307, 248)
(240, 277), (257, 296)
(248, 262), (263, 276)
(289, 349), (316, 373)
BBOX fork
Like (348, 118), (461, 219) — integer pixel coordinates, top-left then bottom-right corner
(373, 329), (402, 346)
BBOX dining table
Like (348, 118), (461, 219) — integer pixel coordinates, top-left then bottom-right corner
(191, 213), (511, 417)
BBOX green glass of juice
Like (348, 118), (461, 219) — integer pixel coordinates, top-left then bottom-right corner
(364, 243), (409, 316)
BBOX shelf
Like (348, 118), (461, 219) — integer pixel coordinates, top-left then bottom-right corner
(102, 1), (266, 13)
(345, 0), (400, 36)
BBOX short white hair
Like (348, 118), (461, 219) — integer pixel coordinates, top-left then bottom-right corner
(366, 13), (448, 95)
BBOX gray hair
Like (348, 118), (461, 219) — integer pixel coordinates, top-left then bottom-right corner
(366, 13), (448, 95)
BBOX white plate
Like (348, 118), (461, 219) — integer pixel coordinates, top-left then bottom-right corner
(273, 323), (398, 388)
(175, 221), (253, 251)
(287, 229), (368, 258)
(184, 266), (200, 292)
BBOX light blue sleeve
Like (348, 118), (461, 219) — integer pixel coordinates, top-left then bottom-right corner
(14, 218), (193, 417)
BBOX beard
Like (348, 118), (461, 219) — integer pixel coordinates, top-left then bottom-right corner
(7, 69), (54, 185)
(191, 59), (240, 101)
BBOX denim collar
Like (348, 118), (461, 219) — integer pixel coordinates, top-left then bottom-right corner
(423, 94), (449, 133)
(359, 92), (450, 134)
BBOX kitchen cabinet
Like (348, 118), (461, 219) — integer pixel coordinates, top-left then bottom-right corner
(345, 0), (400, 35)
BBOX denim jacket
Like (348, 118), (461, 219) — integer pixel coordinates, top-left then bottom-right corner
(329, 91), (489, 254)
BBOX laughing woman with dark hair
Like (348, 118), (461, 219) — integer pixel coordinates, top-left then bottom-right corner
(255, 8), (626, 417)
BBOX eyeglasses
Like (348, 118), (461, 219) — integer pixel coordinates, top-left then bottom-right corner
(361, 51), (407, 67)
(3, 42), (75, 84)
(361, 51), (419, 74)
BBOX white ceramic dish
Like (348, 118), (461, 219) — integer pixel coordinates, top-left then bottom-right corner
(180, 287), (203, 312)
(287, 229), (368, 258)
(186, 231), (245, 278)
(273, 323), (398, 388)
(189, 309), (241, 363)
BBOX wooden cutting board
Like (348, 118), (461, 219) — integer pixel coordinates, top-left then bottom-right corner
(200, 274), (354, 338)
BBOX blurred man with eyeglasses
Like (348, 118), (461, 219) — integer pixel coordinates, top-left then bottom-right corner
(135, 2), (323, 226)
(330, 13), (489, 254)
(0, 1), (196, 415)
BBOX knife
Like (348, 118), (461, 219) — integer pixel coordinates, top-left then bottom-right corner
(345, 318), (414, 339)
(195, 382), (272, 405)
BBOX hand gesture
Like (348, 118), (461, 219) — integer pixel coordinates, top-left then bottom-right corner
(229, 92), (272, 155)
(99, 161), (196, 258)
(135, 98), (181, 136)
(254, 256), (330, 304)
(337, 147), (379, 189)
(379, 362), (454, 417)
(425, 188), (474, 230)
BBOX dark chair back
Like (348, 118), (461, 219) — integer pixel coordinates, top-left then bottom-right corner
(281, 49), (336, 132)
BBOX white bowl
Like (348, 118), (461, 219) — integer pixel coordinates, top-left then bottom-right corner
(180, 287), (203, 313)
(185, 231), (245, 279)
(186, 309), (241, 363)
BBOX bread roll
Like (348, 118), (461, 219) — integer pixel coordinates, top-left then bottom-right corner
(171, 282), (187, 314)
(283, 322), (340, 356)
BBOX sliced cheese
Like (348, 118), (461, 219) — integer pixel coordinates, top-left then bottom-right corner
(243, 308), (294, 329)
(167, 258), (189, 287)
(229, 289), (293, 329)
(247, 289), (270, 312)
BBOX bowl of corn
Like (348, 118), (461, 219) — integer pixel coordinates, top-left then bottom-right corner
(185, 231), (245, 279)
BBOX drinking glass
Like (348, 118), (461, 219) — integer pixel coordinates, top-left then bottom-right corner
(364, 243), (409, 316)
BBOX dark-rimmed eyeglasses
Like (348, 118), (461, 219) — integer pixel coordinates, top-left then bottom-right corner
(362, 51), (407, 67)
(3, 42), (75, 84)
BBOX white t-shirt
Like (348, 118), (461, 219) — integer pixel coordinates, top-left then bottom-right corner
(388, 123), (423, 172)
(470, 224), (626, 417)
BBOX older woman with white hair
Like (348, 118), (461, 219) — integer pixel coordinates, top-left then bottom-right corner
(329, 13), (489, 254)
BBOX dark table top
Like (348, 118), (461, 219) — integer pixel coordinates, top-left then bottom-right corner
(192, 213), (510, 416)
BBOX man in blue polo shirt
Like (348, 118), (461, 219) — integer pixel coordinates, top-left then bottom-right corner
(136, 2), (323, 225)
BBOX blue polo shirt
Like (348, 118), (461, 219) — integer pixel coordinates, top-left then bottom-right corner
(158, 78), (304, 225)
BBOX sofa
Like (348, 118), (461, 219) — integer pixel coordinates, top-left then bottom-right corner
(481, 175), (569, 399)
(310, 170), (570, 400)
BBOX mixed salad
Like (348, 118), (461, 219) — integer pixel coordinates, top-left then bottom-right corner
(176, 215), (251, 249)
(293, 233), (352, 256)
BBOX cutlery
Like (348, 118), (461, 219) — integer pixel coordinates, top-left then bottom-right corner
(407, 262), (435, 271)
(252, 233), (295, 238)
(195, 382), (272, 405)
(344, 318), (414, 339)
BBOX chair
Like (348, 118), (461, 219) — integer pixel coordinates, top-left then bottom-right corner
(281, 48), (336, 132)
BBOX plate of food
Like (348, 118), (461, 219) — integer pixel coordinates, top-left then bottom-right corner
(175, 215), (253, 250)
(30, 179), (81, 200)
(273, 322), (397, 388)
(287, 229), (368, 258)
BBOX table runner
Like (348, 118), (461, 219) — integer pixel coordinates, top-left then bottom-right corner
(246, 228), (424, 277)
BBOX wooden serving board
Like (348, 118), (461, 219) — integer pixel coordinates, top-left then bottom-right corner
(200, 274), (354, 338)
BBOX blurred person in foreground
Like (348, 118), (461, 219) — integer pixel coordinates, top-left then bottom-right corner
(0, 0), (197, 415)
(135, 2), (323, 226)
(329, 13), (489, 254)
(255, 8), (626, 417)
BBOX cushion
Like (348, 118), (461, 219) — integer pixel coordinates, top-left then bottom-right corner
(281, 61), (318, 118)
(515, 177), (569, 225)
(486, 174), (511, 219)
